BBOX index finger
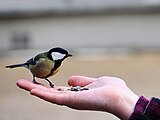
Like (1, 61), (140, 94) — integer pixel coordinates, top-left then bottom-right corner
(17, 79), (49, 91)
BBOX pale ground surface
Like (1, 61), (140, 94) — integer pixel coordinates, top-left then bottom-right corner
(0, 53), (160, 120)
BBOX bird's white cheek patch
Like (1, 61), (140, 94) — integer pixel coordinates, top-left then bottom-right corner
(51, 52), (66, 60)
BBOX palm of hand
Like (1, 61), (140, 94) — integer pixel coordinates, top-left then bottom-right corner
(17, 76), (138, 120)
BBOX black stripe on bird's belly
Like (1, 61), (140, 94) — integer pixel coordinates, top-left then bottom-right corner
(44, 61), (62, 78)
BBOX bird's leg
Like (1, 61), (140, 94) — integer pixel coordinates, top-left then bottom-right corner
(45, 78), (54, 88)
(32, 75), (38, 84)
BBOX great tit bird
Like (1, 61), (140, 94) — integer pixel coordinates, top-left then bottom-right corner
(5, 47), (72, 87)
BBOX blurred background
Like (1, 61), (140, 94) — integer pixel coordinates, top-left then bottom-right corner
(0, 0), (160, 120)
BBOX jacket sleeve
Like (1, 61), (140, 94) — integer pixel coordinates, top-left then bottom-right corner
(129, 96), (160, 120)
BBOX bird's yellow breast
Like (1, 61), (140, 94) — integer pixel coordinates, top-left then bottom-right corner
(29, 58), (55, 78)
(51, 65), (61, 76)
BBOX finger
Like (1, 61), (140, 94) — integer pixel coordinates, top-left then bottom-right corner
(68, 76), (96, 87)
(17, 79), (48, 91)
(31, 88), (95, 110)
(30, 88), (69, 105)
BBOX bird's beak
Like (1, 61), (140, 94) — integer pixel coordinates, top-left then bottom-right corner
(67, 54), (73, 57)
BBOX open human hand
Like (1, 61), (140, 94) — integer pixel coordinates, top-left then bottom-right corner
(17, 76), (138, 120)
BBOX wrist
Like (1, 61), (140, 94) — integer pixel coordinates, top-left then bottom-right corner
(115, 88), (139, 120)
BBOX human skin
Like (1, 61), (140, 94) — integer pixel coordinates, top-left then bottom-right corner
(17, 76), (139, 120)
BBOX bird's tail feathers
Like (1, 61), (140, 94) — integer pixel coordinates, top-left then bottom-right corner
(5, 63), (27, 69)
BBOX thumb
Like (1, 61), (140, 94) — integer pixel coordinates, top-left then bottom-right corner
(68, 75), (96, 87)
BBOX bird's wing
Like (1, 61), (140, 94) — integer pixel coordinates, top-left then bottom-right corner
(26, 57), (36, 65)
(34, 52), (48, 61)
(26, 52), (48, 66)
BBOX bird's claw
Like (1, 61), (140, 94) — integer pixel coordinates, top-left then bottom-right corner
(49, 83), (54, 88)
(32, 80), (39, 84)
